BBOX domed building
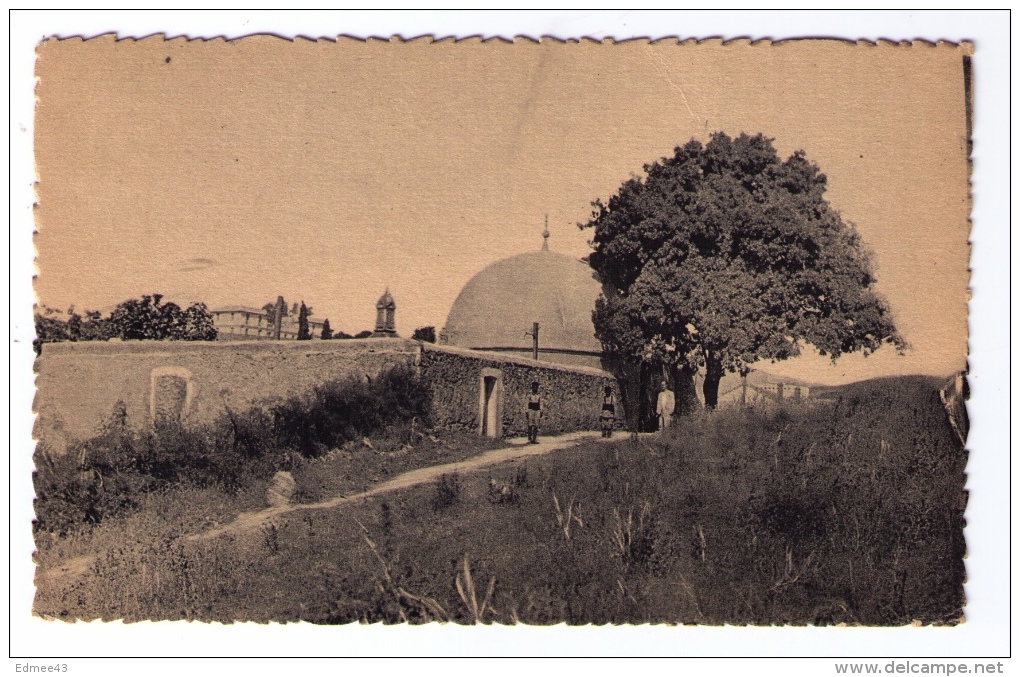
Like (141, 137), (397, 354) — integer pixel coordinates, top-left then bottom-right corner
(440, 226), (605, 369)
(34, 229), (626, 454)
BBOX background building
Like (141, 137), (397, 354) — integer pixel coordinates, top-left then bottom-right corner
(210, 305), (326, 340)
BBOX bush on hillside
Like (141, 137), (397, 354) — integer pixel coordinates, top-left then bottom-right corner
(326, 376), (966, 626)
(271, 365), (430, 457)
(33, 376), (966, 626)
(33, 365), (431, 534)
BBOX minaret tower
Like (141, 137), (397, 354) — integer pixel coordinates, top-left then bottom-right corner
(372, 289), (398, 337)
(542, 214), (550, 251)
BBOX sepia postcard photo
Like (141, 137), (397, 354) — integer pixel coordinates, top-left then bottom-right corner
(11, 10), (1011, 662)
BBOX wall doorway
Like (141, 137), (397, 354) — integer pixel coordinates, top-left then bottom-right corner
(478, 368), (502, 438)
(150, 366), (193, 426)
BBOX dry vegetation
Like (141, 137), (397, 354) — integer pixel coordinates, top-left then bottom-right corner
(34, 375), (966, 626)
(33, 365), (437, 536)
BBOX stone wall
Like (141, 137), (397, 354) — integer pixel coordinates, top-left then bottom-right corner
(420, 344), (621, 437)
(33, 338), (622, 453)
(34, 339), (420, 452)
(462, 348), (606, 371)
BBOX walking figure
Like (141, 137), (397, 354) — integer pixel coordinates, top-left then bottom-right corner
(656, 380), (675, 431)
(526, 381), (543, 444)
(600, 386), (617, 438)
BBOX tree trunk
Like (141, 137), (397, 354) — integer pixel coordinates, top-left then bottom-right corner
(671, 362), (700, 416)
(621, 361), (643, 433)
(640, 361), (658, 432)
(604, 356), (643, 433)
(703, 353), (724, 409)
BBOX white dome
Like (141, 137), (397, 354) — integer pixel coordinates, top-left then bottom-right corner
(443, 249), (603, 356)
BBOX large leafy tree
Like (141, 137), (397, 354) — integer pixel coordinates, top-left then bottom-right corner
(108, 294), (217, 341)
(584, 132), (903, 408)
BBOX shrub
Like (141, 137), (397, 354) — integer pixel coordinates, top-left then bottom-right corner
(431, 474), (462, 511)
(36, 375), (964, 626)
(331, 375), (966, 625)
(270, 365), (430, 457)
(34, 366), (432, 535)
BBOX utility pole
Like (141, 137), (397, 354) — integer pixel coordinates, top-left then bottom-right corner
(273, 295), (285, 340)
(525, 322), (540, 360)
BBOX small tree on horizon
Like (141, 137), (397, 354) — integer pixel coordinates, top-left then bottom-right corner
(584, 132), (903, 409)
(320, 318), (333, 340)
(297, 301), (311, 340)
(412, 326), (436, 343)
(34, 306), (114, 345)
(263, 298), (287, 328)
(180, 301), (217, 341)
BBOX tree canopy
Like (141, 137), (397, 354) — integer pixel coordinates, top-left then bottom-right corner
(584, 132), (903, 408)
(262, 300), (284, 327)
(107, 294), (217, 341)
(35, 294), (216, 353)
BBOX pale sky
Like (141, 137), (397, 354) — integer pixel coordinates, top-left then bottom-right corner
(34, 36), (971, 384)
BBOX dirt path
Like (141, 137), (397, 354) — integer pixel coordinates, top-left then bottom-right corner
(191, 430), (606, 541)
(39, 431), (607, 585)
(34, 554), (95, 584)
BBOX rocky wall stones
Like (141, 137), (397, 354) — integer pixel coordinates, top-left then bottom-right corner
(420, 344), (621, 437)
(34, 339), (420, 453)
(34, 339), (621, 453)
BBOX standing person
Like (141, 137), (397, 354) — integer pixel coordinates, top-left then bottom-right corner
(525, 381), (543, 444)
(600, 386), (617, 438)
(656, 380), (675, 431)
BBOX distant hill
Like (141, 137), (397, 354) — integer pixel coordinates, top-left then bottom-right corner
(743, 369), (820, 389)
(714, 368), (821, 405)
(809, 374), (947, 400)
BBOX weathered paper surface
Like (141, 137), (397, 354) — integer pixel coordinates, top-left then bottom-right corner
(35, 36), (970, 382)
(30, 35), (972, 631)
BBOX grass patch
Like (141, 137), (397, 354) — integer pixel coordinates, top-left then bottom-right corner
(34, 375), (966, 626)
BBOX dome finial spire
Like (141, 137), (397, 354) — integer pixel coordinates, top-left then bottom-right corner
(542, 214), (550, 251)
